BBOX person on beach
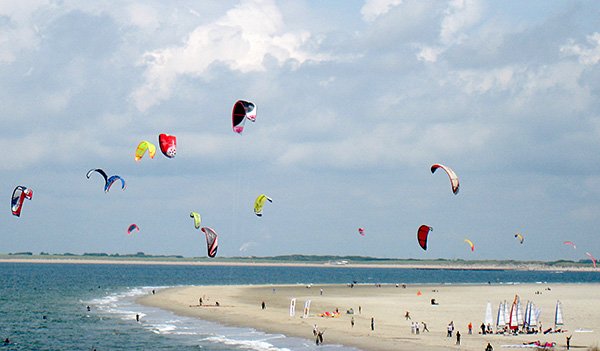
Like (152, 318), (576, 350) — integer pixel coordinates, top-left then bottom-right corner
(468, 322), (473, 334)
(456, 331), (461, 345)
(422, 322), (429, 332)
(358, 306), (361, 314)
(405, 311), (411, 320)
(447, 323), (453, 337)
(199, 297), (203, 306)
(313, 324), (318, 336)
(152, 289), (155, 295)
(480, 322), (486, 335)
(87, 305), (91, 312)
(318, 330), (324, 345)
(485, 342), (493, 351)
(371, 317), (375, 331)
(351, 317), (354, 328)
(566, 335), (572, 350)
(415, 322), (420, 334)
(411, 322), (415, 334)
(320, 288), (323, 295)
(261, 301), (266, 309)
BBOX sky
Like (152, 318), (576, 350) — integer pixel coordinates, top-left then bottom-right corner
(1, 0), (600, 261)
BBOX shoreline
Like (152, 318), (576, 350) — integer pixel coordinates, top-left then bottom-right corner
(138, 283), (600, 351)
(0, 258), (597, 272)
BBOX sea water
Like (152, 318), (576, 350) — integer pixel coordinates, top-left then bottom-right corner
(0, 263), (598, 351)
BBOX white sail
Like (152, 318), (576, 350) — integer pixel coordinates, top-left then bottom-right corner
(516, 296), (524, 326)
(289, 298), (296, 317)
(485, 302), (494, 325)
(523, 301), (531, 328)
(503, 300), (510, 326)
(497, 302), (506, 328)
(302, 300), (311, 318)
(529, 302), (538, 327)
(509, 295), (519, 330)
(555, 300), (564, 327)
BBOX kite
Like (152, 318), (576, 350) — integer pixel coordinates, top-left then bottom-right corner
(127, 224), (140, 235)
(105, 175), (126, 192)
(159, 133), (177, 158)
(135, 141), (156, 162)
(514, 233), (524, 244)
(417, 225), (432, 251)
(253, 194), (272, 217)
(430, 163), (460, 195)
(232, 100), (257, 134)
(86, 169), (108, 187)
(190, 212), (201, 229)
(464, 239), (475, 252)
(201, 227), (219, 258)
(358, 228), (365, 236)
(585, 252), (597, 268)
(563, 241), (577, 249)
(11, 186), (33, 217)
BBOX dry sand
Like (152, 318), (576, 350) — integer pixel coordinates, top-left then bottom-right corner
(139, 283), (600, 351)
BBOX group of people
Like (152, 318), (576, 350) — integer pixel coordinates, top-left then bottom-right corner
(313, 324), (325, 345)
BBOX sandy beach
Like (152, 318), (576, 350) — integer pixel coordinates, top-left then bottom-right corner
(139, 283), (600, 351)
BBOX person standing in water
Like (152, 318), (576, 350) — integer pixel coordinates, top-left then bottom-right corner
(136, 314), (140, 322)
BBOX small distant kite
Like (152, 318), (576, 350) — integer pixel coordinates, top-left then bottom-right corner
(254, 194), (272, 217)
(190, 212), (201, 229)
(417, 225), (433, 251)
(514, 233), (524, 244)
(431, 163), (459, 195)
(11, 186), (33, 217)
(563, 241), (576, 249)
(135, 141), (156, 162)
(358, 228), (365, 236)
(232, 100), (257, 134)
(159, 133), (177, 158)
(585, 252), (597, 269)
(127, 224), (140, 235)
(201, 227), (219, 258)
(464, 239), (475, 252)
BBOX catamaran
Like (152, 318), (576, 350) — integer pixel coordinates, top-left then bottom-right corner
(554, 300), (564, 329)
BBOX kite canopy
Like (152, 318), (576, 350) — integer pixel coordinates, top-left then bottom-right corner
(159, 133), (177, 158)
(514, 233), (524, 244)
(86, 168), (108, 186)
(232, 100), (256, 134)
(430, 163), (460, 195)
(105, 175), (126, 192)
(190, 212), (201, 229)
(135, 141), (156, 162)
(417, 225), (432, 251)
(201, 227), (219, 258)
(127, 224), (140, 235)
(253, 194), (272, 217)
(11, 186), (33, 217)
(563, 241), (576, 249)
(585, 252), (597, 268)
(464, 239), (475, 252)
(358, 228), (365, 236)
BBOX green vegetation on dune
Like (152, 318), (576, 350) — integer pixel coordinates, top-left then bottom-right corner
(0, 252), (595, 269)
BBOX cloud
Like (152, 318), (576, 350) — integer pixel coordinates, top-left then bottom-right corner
(132, 0), (331, 111)
(561, 32), (600, 65)
(360, 0), (403, 22)
(416, 0), (482, 62)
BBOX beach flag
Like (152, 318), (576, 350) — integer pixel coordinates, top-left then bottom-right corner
(417, 290), (422, 296)
(290, 298), (296, 317)
(303, 300), (311, 318)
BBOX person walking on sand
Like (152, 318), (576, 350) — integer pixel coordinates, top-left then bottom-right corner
(261, 301), (266, 310)
(468, 322), (473, 335)
(371, 317), (375, 331)
(566, 335), (572, 350)
(405, 311), (411, 320)
(447, 323), (453, 337)
(422, 322), (429, 332)
(351, 317), (354, 328)
(456, 331), (461, 345)
(485, 342), (493, 351)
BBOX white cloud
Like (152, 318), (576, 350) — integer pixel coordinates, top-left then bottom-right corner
(360, 0), (403, 22)
(132, 0), (331, 111)
(560, 32), (600, 65)
(0, 1), (49, 63)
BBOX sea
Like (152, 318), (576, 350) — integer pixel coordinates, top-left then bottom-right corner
(0, 263), (598, 351)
